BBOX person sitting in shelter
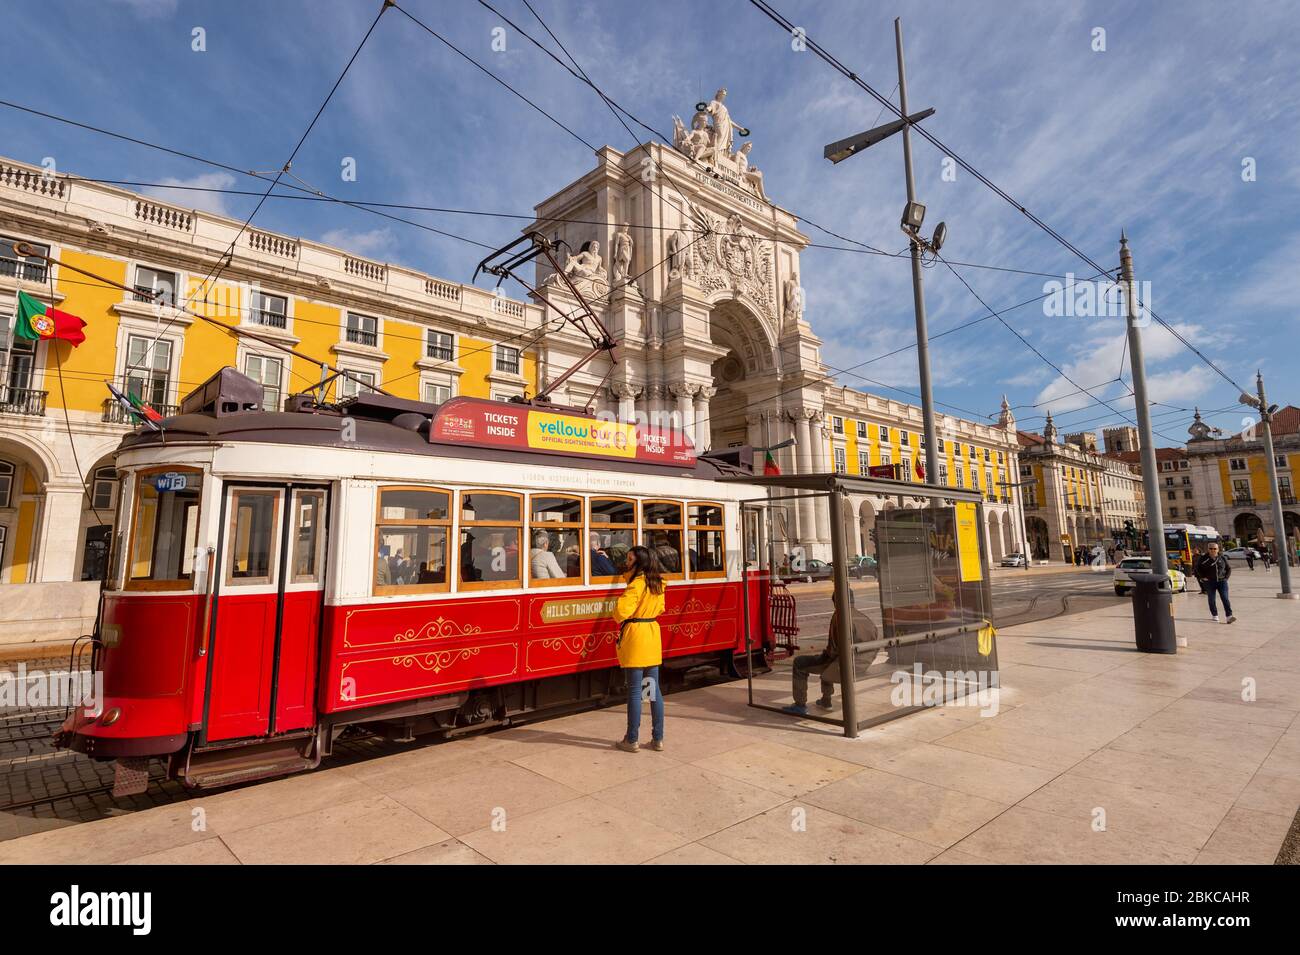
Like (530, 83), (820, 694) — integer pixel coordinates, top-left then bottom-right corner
(530, 532), (565, 579)
(782, 587), (875, 716)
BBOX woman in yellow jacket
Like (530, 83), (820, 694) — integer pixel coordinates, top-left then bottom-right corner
(613, 545), (666, 752)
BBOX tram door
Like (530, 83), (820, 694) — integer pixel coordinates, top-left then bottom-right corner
(204, 483), (329, 743)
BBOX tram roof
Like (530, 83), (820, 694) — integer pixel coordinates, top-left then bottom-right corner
(117, 367), (752, 481)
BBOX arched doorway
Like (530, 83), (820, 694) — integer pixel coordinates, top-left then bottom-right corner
(859, 499), (877, 556)
(0, 436), (54, 584)
(1233, 512), (1263, 545)
(987, 512), (1003, 560)
(706, 298), (776, 452)
(1026, 516), (1050, 560)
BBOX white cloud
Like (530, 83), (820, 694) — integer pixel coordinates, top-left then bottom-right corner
(319, 227), (396, 259)
(143, 173), (237, 216)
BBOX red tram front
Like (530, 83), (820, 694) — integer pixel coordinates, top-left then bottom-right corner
(58, 372), (782, 791)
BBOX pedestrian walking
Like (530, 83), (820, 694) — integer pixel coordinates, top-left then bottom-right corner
(1262, 548), (1272, 570)
(1193, 542), (1236, 624)
(1245, 549), (1255, 571)
(612, 546), (666, 753)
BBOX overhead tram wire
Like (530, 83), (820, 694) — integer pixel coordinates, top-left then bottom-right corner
(55, 173), (1081, 279)
(0, 98), (1083, 281)
(149, 2), (391, 364)
(744, 0), (1249, 399)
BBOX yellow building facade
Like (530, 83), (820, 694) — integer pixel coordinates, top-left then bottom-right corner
(1, 157), (543, 589)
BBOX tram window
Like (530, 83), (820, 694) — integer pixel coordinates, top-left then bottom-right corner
(590, 497), (636, 583)
(688, 502), (726, 578)
(460, 491), (522, 590)
(291, 490), (326, 583)
(226, 489), (280, 586)
(126, 468), (203, 590)
(374, 486), (451, 594)
(529, 495), (583, 587)
(642, 500), (684, 579)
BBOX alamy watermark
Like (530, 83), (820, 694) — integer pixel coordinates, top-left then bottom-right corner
(1042, 273), (1151, 326)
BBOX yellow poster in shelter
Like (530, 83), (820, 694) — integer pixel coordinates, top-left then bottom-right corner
(955, 502), (983, 582)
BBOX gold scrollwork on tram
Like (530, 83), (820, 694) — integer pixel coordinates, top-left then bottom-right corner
(394, 647), (483, 673)
(394, 616), (484, 642)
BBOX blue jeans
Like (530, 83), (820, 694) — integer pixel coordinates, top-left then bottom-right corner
(1205, 579), (1233, 617)
(623, 666), (664, 744)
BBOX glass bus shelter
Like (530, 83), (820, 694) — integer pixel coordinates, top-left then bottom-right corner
(724, 473), (1000, 738)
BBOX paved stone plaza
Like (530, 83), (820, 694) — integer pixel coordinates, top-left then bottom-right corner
(1, 570), (1295, 865)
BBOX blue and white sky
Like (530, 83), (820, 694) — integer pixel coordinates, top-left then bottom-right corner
(5, 0), (1298, 446)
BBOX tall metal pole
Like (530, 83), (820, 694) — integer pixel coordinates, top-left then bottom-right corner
(895, 18), (939, 488)
(1120, 233), (1169, 577)
(1255, 372), (1296, 597)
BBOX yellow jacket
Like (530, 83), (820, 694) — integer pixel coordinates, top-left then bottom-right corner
(612, 574), (664, 668)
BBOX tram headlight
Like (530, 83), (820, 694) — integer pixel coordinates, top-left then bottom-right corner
(99, 707), (122, 727)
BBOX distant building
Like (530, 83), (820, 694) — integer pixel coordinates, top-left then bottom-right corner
(1103, 425), (1140, 454)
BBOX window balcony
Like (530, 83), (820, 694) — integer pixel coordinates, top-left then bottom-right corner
(426, 342), (454, 361)
(0, 256), (47, 283)
(495, 355), (520, 375)
(0, 387), (47, 417)
(251, 310), (287, 329)
(345, 326), (377, 347)
(101, 398), (179, 424)
(1232, 496), (1256, 507)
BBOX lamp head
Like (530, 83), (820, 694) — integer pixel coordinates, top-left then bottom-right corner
(901, 200), (926, 232)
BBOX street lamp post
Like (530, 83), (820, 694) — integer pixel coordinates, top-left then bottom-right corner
(1241, 372), (1296, 599)
(823, 17), (942, 486)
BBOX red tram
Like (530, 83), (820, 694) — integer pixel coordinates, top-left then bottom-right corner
(57, 369), (781, 791)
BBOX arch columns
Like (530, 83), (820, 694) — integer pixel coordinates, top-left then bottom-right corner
(693, 387), (715, 452)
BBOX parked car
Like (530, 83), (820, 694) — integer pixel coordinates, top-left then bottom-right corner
(1113, 556), (1187, 596)
(1223, 547), (1261, 562)
(848, 555), (878, 578)
(781, 558), (834, 584)
(1000, 553), (1027, 568)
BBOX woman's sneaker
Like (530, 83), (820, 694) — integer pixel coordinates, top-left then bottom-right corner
(649, 739), (665, 752)
(615, 738), (639, 753)
(1227, 615), (1237, 624)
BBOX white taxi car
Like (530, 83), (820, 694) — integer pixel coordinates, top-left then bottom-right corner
(1113, 556), (1187, 596)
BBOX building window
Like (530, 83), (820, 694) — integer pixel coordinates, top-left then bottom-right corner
(997, 451), (1004, 463)
(1165, 477), (1174, 486)
(1184, 490), (1193, 499)
(1229, 458), (1247, 472)
(495, 344), (521, 375)
(91, 467), (117, 511)
(1, 235), (49, 282)
(1178, 460), (1189, 470)
(834, 448), (846, 473)
(426, 330), (454, 361)
(938, 438), (946, 453)
(856, 421), (867, 439)
(969, 446), (978, 460)
(1232, 479), (1251, 502)
(880, 450), (892, 467)
(938, 463), (948, 485)
(0, 459), (13, 508)
(832, 416), (843, 435)
(124, 335), (172, 406)
(134, 266), (177, 306)
(422, 380), (452, 407)
(858, 450), (869, 474)
(878, 424), (889, 442)
(1182, 476), (1190, 485)
(1161, 461), (1173, 472)
(1276, 455), (1288, 469)
(244, 354), (283, 411)
(338, 369), (376, 400)
(1186, 507), (1196, 520)
(250, 291), (287, 328)
(345, 312), (378, 347)
(955, 468), (964, 487)
(1170, 507), (1178, 517)
(3, 337), (37, 395)
(900, 431), (910, 447)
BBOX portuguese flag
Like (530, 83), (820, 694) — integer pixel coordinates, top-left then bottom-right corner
(763, 449), (781, 476)
(14, 290), (86, 347)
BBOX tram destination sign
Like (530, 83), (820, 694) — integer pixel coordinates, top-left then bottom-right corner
(430, 398), (696, 468)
